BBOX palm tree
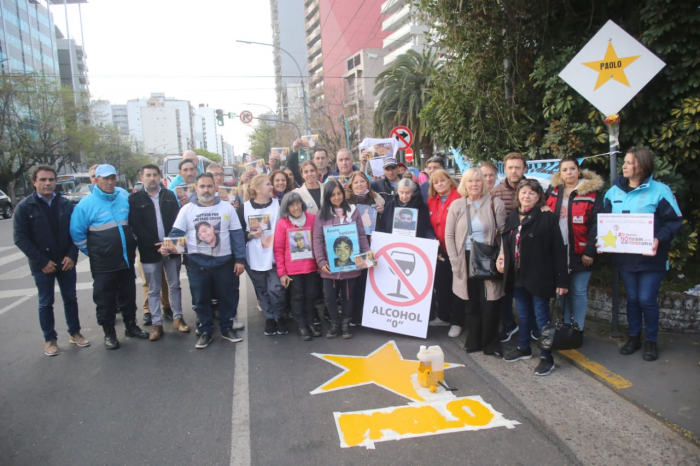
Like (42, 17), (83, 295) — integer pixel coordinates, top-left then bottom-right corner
(373, 48), (440, 158)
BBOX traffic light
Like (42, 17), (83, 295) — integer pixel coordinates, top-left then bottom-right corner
(216, 109), (224, 126)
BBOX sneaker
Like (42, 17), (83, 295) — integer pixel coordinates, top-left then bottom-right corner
(642, 340), (658, 361)
(143, 312), (152, 326)
(299, 327), (311, 341)
(69, 333), (90, 347)
(499, 323), (518, 342)
(264, 319), (276, 336)
(125, 325), (149, 339)
(162, 307), (174, 321)
(448, 325), (462, 338)
(173, 318), (190, 333)
(196, 332), (213, 349)
(149, 325), (164, 341)
(429, 317), (451, 327)
(309, 326), (322, 338)
(221, 328), (243, 343)
(531, 330), (540, 341)
(232, 317), (245, 330)
(504, 346), (532, 362)
(312, 316), (322, 327)
(104, 333), (120, 350)
(534, 357), (555, 376)
(620, 335), (642, 355)
(44, 340), (59, 356)
(275, 319), (289, 335)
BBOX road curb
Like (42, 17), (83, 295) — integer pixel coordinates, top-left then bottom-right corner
(556, 349), (700, 449)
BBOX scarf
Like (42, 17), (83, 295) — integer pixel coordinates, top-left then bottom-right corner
(514, 225), (522, 270)
(353, 188), (369, 197)
(289, 212), (306, 228)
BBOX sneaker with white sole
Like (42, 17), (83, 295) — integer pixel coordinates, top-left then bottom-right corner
(44, 340), (59, 356)
(429, 317), (451, 327)
(499, 323), (518, 342)
(534, 357), (555, 376)
(448, 325), (462, 338)
(504, 346), (532, 362)
(232, 317), (245, 330)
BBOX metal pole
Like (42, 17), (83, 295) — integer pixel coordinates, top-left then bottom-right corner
(609, 126), (621, 338)
(236, 40), (309, 134)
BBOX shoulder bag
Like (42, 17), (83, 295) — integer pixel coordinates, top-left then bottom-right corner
(467, 197), (502, 280)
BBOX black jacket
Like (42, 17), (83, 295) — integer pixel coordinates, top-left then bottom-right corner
(377, 192), (435, 239)
(14, 193), (79, 272)
(129, 187), (180, 263)
(371, 177), (397, 205)
(502, 207), (568, 299)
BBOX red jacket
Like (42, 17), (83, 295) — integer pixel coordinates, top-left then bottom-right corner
(427, 188), (461, 253)
(545, 169), (604, 271)
(274, 214), (318, 277)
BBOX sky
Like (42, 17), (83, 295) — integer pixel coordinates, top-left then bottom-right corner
(52, 0), (278, 154)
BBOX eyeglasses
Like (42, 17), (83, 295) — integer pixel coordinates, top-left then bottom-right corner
(211, 173), (225, 177)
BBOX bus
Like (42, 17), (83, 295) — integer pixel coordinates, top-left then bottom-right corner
(162, 155), (216, 187)
(56, 173), (91, 194)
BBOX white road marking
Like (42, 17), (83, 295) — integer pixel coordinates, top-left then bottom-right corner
(0, 295), (33, 316)
(0, 264), (31, 280)
(0, 252), (26, 268)
(230, 277), (251, 466)
(0, 246), (16, 253)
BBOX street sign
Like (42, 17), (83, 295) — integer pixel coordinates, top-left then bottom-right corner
(227, 112), (236, 119)
(405, 147), (414, 163)
(240, 110), (254, 124)
(390, 126), (413, 151)
(558, 20), (666, 117)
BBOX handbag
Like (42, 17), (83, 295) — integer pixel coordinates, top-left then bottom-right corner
(467, 197), (502, 280)
(537, 295), (584, 351)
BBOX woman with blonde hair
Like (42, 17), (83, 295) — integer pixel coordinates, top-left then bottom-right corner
(445, 168), (506, 354)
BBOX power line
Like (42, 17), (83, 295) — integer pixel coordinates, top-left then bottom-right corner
(320, 0), (371, 69)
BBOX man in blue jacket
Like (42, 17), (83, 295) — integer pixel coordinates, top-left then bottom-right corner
(14, 165), (89, 356)
(70, 164), (149, 349)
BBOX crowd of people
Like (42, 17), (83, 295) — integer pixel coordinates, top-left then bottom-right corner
(13, 144), (682, 373)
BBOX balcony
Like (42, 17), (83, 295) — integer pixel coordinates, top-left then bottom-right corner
(307, 39), (321, 58)
(304, 0), (319, 18)
(310, 85), (324, 99)
(382, 3), (410, 32)
(380, 0), (404, 15)
(306, 26), (321, 44)
(309, 72), (323, 86)
(384, 42), (423, 66)
(306, 10), (320, 30)
(383, 22), (428, 48)
(308, 54), (323, 73)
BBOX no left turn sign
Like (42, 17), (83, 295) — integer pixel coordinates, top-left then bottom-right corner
(240, 110), (253, 124)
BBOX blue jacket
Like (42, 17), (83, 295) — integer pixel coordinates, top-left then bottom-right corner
(70, 186), (137, 273)
(13, 193), (79, 273)
(603, 175), (682, 272)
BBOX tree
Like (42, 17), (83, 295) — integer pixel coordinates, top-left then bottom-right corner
(79, 124), (149, 184)
(374, 48), (441, 157)
(0, 74), (84, 201)
(247, 121), (275, 159)
(194, 148), (221, 163)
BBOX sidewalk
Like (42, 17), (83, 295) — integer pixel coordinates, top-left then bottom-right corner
(556, 319), (700, 446)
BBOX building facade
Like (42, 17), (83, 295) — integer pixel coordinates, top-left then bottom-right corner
(140, 106), (182, 157)
(380, 0), (430, 66)
(193, 104), (222, 157)
(0, 0), (60, 75)
(56, 37), (88, 104)
(127, 93), (195, 156)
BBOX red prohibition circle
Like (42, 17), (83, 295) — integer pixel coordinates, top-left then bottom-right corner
(369, 242), (434, 307)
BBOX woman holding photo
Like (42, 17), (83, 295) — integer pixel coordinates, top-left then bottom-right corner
(378, 173), (434, 238)
(312, 180), (370, 339)
(345, 171), (384, 326)
(273, 192), (321, 341)
(237, 174), (286, 337)
(270, 170), (293, 200)
(293, 161), (323, 215)
(601, 147), (682, 362)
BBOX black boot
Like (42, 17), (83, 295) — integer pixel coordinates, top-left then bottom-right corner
(299, 326), (311, 341)
(341, 318), (353, 339)
(642, 340), (658, 361)
(308, 325), (322, 337)
(125, 322), (149, 339)
(143, 312), (152, 326)
(103, 325), (120, 350)
(620, 335), (642, 355)
(326, 321), (340, 339)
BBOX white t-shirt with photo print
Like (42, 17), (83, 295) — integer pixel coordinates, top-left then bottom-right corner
(172, 200), (242, 257)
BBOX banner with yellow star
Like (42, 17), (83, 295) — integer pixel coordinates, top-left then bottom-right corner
(558, 20), (665, 116)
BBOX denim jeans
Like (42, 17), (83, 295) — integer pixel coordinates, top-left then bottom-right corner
(289, 272), (321, 327)
(514, 286), (552, 360)
(563, 270), (593, 329)
(246, 267), (285, 320)
(619, 270), (665, 342)
(187, 261), (239, 334)
(32, 268), (80, 341)
(141, 256), (182, 326)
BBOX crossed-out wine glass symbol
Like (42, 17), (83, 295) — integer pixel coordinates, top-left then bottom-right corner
(387, 251), (416, 299)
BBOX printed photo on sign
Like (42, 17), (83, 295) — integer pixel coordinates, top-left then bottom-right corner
(261, 233), (274, 250)
(354, 250), (377, 269)
(218, 186), (237, 201)
(323, 224), (360, 273)
(392, 208), (418, 237)
(248, 214), (271, 231)
(356, 205), (378, 235)
(327, 175), (351, 188)
(368, 157), (386, 177)
(195, 219), (222, 255)
(271, 147), (290, 161)
(289, 228), (313, 260)
(163, 237), (186, 254)
(302, 134), (319, 147)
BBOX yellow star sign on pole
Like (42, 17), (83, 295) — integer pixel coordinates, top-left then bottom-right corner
(310, 341), (462, 402)
(582, 41), (640, 91)
(601, 230), (618, 248)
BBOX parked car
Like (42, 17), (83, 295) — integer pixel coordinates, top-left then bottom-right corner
(0, 190), (12, 218)
(131, 182), (143, 194)
(64, 183), (92, 205)
(224, 175), (236, 187)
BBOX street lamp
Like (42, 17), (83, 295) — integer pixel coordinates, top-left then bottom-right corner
(243, 103), (276, 115)
(236, 40), (310, 135)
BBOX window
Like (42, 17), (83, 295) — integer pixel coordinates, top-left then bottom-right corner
(354, 55), (361, 66)
(347, 58), (354, 71)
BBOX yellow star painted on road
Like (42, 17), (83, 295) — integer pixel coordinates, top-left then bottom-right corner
(582, 41), (640, 91)
(310, 341), (462, 402)
(601, 230), (618, 248)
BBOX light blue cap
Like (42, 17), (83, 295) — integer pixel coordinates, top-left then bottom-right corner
(95, 164), (117, 178)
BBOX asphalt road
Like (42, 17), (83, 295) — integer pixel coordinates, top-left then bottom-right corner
(0, 216), (697, 465)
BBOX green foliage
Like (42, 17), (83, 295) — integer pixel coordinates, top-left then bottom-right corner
(194, 148), (221, 163)
(247, 122), (275, 160)
(373, 49), (440, 155)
